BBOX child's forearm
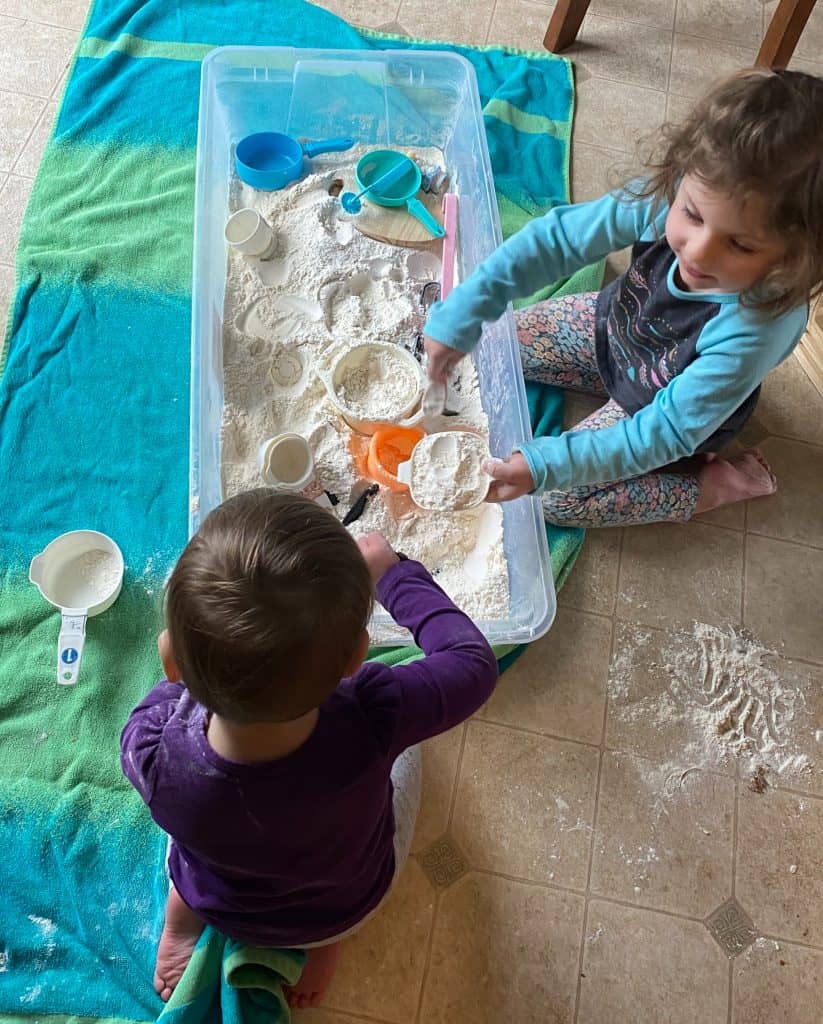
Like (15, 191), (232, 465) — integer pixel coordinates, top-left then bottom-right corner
(377, 560), (494, 660)
(424, 190), (656, 354)
(376, 559), (498, 740)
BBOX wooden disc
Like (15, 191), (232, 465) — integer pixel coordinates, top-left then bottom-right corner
(353, 189), (445, 250)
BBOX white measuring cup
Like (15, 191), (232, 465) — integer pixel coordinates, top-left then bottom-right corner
(29, 530), (124, 686)
(257, 433), (332, 507)
(397, 430), (490, 511)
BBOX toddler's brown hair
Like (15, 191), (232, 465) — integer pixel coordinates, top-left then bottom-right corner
(165, 489), (373, 724)
(632, 68), (823, 316)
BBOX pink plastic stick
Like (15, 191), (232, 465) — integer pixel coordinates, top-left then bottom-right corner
(440, 193), (458, 299)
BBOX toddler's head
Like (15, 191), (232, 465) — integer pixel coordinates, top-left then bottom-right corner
(164, 489), (373, 724)
(638, 68), (823, 313)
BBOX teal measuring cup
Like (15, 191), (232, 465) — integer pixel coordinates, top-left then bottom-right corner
(354, 150), (445, 239)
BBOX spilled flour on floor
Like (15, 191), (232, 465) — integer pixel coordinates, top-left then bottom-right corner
(219, 149), (509, 636)
(610, 622), (821, 792)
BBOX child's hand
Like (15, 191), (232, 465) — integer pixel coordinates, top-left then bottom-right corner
(357, 532), (400, 584)
(424, 336), (464, 384)
(482, 454), (536, 502)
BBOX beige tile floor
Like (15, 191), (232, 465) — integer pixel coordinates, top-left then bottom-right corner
(2, 1), (823, 1021)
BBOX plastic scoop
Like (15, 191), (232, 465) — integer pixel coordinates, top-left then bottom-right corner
(397, 431), (490, 511)
(366, 425), (425, 492)
(235, 132), (355, 191)
(421, 193), (459, 423)
(29, 530), (124, 686)
(352, 150), (445, 239)
(340, 157), (414, 214)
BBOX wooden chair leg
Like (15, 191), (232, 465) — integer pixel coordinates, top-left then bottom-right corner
(756, 0), (817, 68)
(543, 0), (593, 52)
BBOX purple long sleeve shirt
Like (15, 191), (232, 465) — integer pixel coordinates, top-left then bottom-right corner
(121, 559), (497, 946)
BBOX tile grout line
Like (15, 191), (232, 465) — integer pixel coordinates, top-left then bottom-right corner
(726, 957), (734, 1024)
(746, 527), (823, 554)
(472, 859), (740, 929)
(573, 613), (619, 1022)
(664, 0), (678, 93)
(445, 721), (469, 827)
(485, 0), (500, 45)
(760, 930), (823, 954)
(413, 710), (470, 1019)
(0, 84), (60, 103)
(553, 603), (615, 625)
(731, 773), (740, 900)
(9, 99), (50, 179)
(745, 529), (823, 556)
(0, 12), (81, 32)
(412, 888), (442, 1024)
(573, 899), (593, 1024)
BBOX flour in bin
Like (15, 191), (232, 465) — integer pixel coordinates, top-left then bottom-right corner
(409, 432), (489, 511)
(337, 348), (417, 420)
(220, 149), (509, 629)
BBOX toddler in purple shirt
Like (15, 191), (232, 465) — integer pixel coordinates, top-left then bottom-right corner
(121, 489), (498, 1010)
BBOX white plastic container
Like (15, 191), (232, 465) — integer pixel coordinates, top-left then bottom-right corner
(320, 342), (424, 435)
(29, 530), (124, 685)
(190, 46), (555, 646)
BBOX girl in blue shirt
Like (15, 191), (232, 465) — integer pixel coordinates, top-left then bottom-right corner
(424, 68), (823, 527)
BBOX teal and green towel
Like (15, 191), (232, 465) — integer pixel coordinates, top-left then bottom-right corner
(156, 930), (305, 1024)
(0, 1), (599, 1020)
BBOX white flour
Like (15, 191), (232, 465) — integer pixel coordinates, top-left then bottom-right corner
(336, 347), (418, 420)
(220, 150), (509, 630)
(610, 622), (821, 791)
(76, 550), (120, 597)
(409, 431), (489, 511)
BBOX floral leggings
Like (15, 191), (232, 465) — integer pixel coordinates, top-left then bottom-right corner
(516, 292), (701, 528)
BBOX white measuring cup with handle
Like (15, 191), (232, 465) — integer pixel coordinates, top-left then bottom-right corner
(29, 530), (125, 686)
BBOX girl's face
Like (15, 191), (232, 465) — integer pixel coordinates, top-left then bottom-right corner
(665, 174), (787, 294)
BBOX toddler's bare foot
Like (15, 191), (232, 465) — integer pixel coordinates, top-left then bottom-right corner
(154, 888), (204, 1002)
(695, 449), (777, 514)
(285, 942), (341, 1010)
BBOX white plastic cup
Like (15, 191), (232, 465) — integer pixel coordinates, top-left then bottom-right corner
(224, 209), (275, 258)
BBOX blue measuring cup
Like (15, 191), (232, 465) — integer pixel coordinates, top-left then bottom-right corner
(235, 132), (355, 191)
(354, 150), (445, 239)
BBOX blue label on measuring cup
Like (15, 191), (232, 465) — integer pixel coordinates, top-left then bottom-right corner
(62, 648), (79, 665)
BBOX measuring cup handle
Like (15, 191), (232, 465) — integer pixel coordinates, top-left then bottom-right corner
(405, 198), (445, 239)
(57, 610), (87, 686)
(302, 137), (356, 158)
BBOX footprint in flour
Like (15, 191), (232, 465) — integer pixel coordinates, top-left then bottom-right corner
(237, 295), (323, 340)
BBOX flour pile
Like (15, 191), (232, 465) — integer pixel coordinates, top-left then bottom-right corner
(610, 622), (821, 791)
(336, 346), (419, 421)
(76, 550), (120, 598)
(408, 431), (489, 511)
(219, 150), (509, 634)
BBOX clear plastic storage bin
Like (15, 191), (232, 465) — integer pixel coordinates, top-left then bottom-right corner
(190, 46), (556, 645)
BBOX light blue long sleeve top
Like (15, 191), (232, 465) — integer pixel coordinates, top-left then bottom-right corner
(424, 191), (808, 492)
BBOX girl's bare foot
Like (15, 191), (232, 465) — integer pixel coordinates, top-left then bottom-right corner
(284, 942), (341, 1010)
(154, 888), (204, 1002)
(695, 449), (777, 514)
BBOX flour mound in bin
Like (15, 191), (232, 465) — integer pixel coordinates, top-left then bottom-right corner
(410, 432), (488, 511)
(220, 149), (510, 631)
(336, 348), (418, 420)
